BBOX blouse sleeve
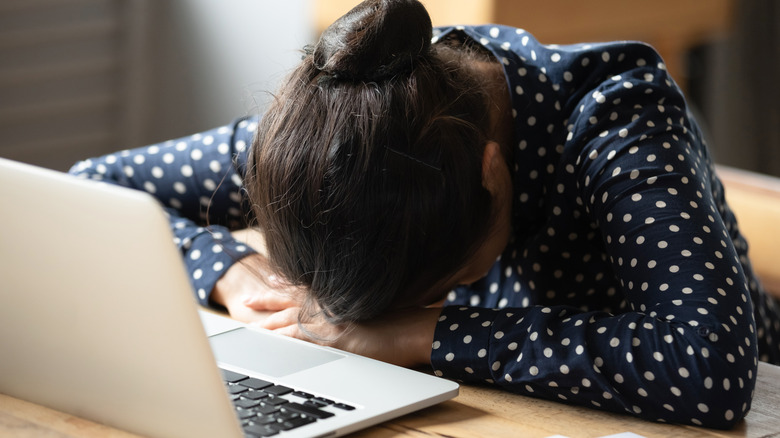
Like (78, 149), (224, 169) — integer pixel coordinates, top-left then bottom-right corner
(430, 46), (757, 429)
(68, 116), (261, 306)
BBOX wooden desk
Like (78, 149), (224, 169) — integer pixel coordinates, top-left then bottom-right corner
(2, 361), (778, 437)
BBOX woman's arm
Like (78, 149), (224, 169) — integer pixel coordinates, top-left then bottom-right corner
(431, 46), (757, 428)
(69, 116), (260, 306)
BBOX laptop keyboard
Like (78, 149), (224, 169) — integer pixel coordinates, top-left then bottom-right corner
(220, 368), (355, 437)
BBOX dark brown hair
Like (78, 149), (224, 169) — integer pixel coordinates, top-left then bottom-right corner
(246, 0), (498, 323)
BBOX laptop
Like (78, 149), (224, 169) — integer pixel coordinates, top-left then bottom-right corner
(0, 157), (458, 438)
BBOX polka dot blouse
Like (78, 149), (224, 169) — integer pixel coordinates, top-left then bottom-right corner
(69, 25), (780, 430)
(430, 25), (780, 429)
(70, 119), (260, 304)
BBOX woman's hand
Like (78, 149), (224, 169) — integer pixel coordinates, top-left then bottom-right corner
(218, 228), (441, 367)
(259, 306), (442, 368)
(210, 254), (303, 325)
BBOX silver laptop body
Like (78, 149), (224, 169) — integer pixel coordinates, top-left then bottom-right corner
(0, 157), (458, 438)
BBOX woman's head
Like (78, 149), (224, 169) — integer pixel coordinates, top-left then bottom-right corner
(247, 0), (506, 323)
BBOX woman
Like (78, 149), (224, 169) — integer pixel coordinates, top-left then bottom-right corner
(70, 0), (780, 429)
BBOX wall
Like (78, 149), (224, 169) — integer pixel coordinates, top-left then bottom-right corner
(141, 0), (316, 146)
(3, 1), (776, 176)
(692, 0), (780, 177)
(0, 0), (124, 170)
(0, 0), (315, 171)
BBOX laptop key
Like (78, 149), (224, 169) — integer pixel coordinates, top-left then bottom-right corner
(242, 390), (269, 400)
(234, 398), (261, 409)
(271, 410), (300, 422)
(282, 416), (317, 430)
(252, 404), (280, 416)
(250, 414), (278, 425)
(313, 396), (334, 405)
(282, 402), (335, 419)
(227, 385), (249, 395)
(261, 396), (289, 407)
(221, 368), (249, 383)
(333, 402), (355, 411)
(262, 385), (293, 396)
(303, 399), (329, 408)
(240, 377), (274, 390)
(237, 410), (257, 420)
(244, 423), (279, 437)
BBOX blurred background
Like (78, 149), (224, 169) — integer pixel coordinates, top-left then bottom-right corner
(0, 0), (777, 177)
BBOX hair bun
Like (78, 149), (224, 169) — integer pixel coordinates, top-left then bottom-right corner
(313, 0), (432, 81)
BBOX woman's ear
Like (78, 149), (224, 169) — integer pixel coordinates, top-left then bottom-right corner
(481, 141), (504, 194)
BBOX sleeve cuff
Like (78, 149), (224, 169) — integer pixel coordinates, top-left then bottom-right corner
(430, 306), (503, 382)
(180, 225), (257, 306)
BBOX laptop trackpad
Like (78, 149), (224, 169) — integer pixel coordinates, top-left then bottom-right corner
(209, 327), (345, 378)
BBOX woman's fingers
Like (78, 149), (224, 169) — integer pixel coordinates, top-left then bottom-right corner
(259, 308), (342, 347)
(228, 307), (274, 325)
(242, 289), (299, 311)
(259, 307), (301, 330)
(272, 324), (304, 340)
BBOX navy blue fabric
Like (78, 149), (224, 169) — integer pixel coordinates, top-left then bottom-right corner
(69, 25), (780, 429)
(70, 118), (260, 304)
(429, 25), (780, 428)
